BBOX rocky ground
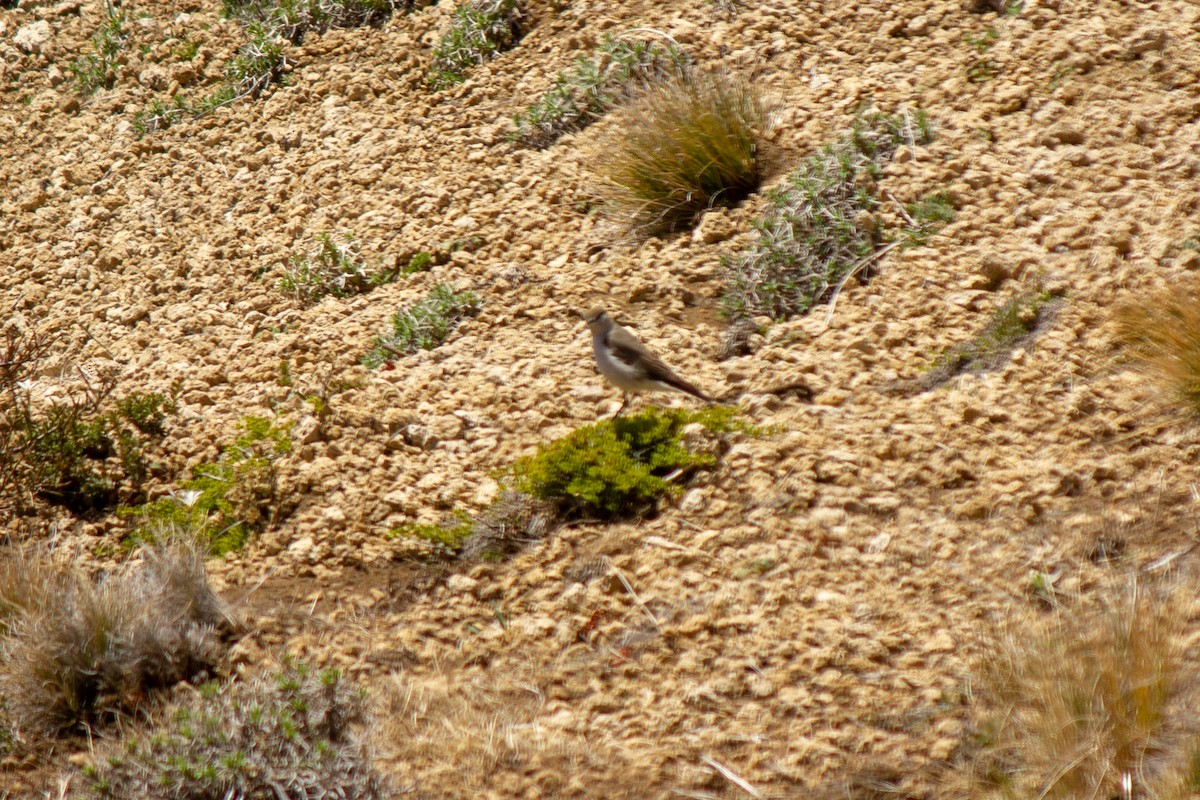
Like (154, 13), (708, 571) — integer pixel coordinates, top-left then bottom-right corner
(3, 0), (1200, 796)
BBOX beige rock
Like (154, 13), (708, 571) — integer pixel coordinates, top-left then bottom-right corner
(14, 20), (51, 54)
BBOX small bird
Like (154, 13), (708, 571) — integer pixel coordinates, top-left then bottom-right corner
(584, 307), (712, 416)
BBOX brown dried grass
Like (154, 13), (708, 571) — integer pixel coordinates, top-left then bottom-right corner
(590, 66), (769, 233)
(962, 581), (1200, 799)
(1116, 286), (1200, 415)
(377, 669), (655, 799)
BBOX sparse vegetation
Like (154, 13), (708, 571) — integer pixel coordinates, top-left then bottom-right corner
(362, 284), (481, 368)
(0, 537), (228, 735)
(1116, 284), (1200, 415)
(510, 33), (689, 148)
(967, 56), (998, 83)
(134, 0), (398, 134)
(902, 191), (956, 246)
(0, 322), (177, 514)
(924, 289), (1054, 386)
(119, 416), (293, 554)
(389, 514), (475, 556)
(428, 0), (524, 89)
(721, 109), (932, 322)
(508, 406), (741, 520)
(77, 660), (383, 799)
(591, 66), (768, 233)
(963, 583), (1200, 799)
(279, 232), (396, 304)
(71, 6), (128, 95)
(390, 492), (554, 562)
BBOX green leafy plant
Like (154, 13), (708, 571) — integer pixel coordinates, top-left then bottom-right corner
(508, 406), (740, 519)
(175, 37), (201, 60)
(362, 284), (481, 367)
(0, 536), (227, 734)
(428, 0), (524, 89)
(279, 232), (396, 304)
(591, 66), (768, 233)
(71, 7), (128, 95)
(965, 27), (999, 53)
(120, 416), (292, 554)
(721, 109), (932, 322)
(389, 513), (475, 556)
(402, 251), (434, 275)
(77, 660), (383, 799)
(510, 33), (689, 148)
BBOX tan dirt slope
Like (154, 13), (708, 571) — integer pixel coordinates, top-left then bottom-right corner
(3, 0), (1200, 795)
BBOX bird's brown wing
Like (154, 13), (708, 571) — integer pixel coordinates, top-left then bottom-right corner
(609, 327), (711, 402)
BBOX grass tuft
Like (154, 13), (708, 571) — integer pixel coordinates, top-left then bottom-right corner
(77, 660), (383, 799)
(721, 108), (931, 322)
(428, 0), (523, 89)
(0, 536), (228, 735)
(362, 284), (481, 368)
(510, 33), (689, 148)
(1116, 285), (1200, 415)
(590, 67), (768, 233)
(963, 583), (1200, 799)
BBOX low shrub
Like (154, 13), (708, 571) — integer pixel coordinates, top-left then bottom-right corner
(76, 660), (383, 799)
(5, 382), (175, 515)
(0, 537), (228, 735)
(428, 0), (524, 89)
(590, 66), (768, 233)
(721, 109), (931, 322)
(510, 33), (688, 148)
(120, 416), (292, 554)
(362, 284), (481, 368)
(508, 406), (739, 519)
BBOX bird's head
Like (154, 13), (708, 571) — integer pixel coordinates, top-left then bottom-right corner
(583, 307), (611, 333)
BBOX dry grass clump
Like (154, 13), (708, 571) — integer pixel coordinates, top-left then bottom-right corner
(962, 582), (1200, 799)
(1116, 285), (1200, 415)
(0, 536), (229, 735)
(379, 671), (650, 799)
(460, 490), (554, 561)
(77, 660), (383, 799)
(590, 66), (769, 233)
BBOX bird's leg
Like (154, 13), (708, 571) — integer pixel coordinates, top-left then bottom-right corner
(614, 392), (630, 418)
